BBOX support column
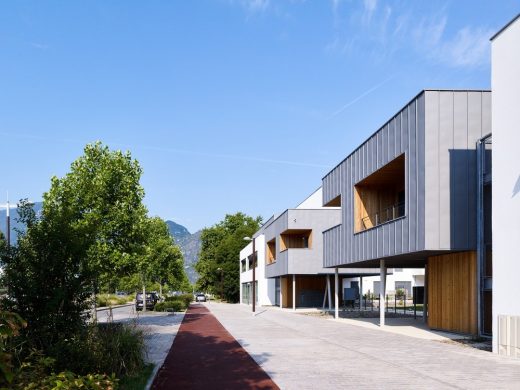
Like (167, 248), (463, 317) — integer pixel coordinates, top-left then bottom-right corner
(334, 268), (339, 319)
(327, 275), (332, 311)
(279, 277), (283, 309)
(292, 274), (296, 311)
(379, 259), (386, 327)
(359, 276), (363, 310)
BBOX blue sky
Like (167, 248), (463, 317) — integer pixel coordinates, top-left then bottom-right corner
(0, 1), (518, 233)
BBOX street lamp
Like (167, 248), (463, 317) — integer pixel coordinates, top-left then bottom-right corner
(243, 236), (256, 313)
(216, 267), (224, 302)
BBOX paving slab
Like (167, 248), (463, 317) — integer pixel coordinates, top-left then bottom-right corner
(207, 303), (520, 390)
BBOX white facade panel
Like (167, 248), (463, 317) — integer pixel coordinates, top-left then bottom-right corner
(492, 15), (520, 354)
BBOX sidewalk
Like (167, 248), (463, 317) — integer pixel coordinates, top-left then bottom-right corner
(151, 304), (279, 390)
(208, 303), (520, 390)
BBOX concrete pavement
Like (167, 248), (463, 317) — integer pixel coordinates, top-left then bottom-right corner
(207, 303), (520, 390)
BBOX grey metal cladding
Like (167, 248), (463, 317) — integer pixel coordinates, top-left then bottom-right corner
(423, 90), (491, 251)
(323, 90), (492, 267)
(265, 208), (341, 277)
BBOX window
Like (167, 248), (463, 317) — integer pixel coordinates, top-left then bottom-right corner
(354, 154), (405, 232)
(394, 281), (412, 297)
(280, 229), (312, 251)
(241, 259), (246, 272)
(266, 239), (276, 264)
(248, 253), (257, 269)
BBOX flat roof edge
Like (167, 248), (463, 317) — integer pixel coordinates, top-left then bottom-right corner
(322, 89), (491, 180)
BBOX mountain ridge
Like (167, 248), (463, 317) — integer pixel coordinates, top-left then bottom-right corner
(0, 203), (200, 284)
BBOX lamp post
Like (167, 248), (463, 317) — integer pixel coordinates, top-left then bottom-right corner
(216, 267), (224, 302)
(243, 236), (256, 313)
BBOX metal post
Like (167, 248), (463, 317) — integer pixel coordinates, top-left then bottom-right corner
(359, 276), (363, 311)
(395, 294), (397, 314)
(292, 274), (296, 311)
(327, 275), (332, 311)
(220, 270), (224, 302)
(380, 259), (386, 326)
(279, 277), (283, 308)
(334, 268), (339, 319)
(252, 238), (256, 313)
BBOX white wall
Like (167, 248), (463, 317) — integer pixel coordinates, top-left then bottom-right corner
(492, 16), (520, 353)
(239, 234), (276, 306)
(343, 268), (424, 298)
(296, 187), (324, 209)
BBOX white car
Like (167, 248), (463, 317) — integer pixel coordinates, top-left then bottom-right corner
(195, 293), (207, 302)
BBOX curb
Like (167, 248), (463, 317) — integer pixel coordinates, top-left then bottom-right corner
(96, 303), (134, 311)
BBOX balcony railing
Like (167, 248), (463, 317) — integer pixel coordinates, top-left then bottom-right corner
(360, 202), (405, 231)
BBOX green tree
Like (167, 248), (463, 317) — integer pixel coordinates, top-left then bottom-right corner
(195, 213), (261, 302)
(137, 217), (185, 305)
(1, 143), (148, 349)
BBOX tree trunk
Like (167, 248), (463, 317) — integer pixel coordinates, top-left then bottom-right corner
(142, 284), (147, 313)
(159, 283), (163, 299)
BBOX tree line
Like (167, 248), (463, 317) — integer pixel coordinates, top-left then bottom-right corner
(0, 142), (188, 351)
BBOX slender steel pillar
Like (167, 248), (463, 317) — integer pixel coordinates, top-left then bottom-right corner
(252, 238), (256, 313)
(359, 276), (363, 310)
(292, 274), (296, 311)
(334, 268), (339, 319)
(327, 275), (332, 311)
(380, 259), (386, 326)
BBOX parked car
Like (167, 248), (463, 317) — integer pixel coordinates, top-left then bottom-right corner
(195, 293), (207, 302)
(135, 292), (158, 311)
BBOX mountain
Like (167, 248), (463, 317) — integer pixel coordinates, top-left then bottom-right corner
(166, 221), (201, 284)
(0, 201), (43, 245)
(165, 221), (190, 241)
(0, 203), (201, 284)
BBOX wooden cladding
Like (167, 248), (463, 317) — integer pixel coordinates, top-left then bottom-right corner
(428, 251), (477, 335)
(324, 195), (341, 207)
(354, 154), (405, 232)
(280, 229), (312, 251)
(266, 239), (276, 264)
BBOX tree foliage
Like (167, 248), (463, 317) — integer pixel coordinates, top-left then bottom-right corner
(195, 212), (261, 302)
(1, 142), (149, 349)
(139, 217), (185, 293)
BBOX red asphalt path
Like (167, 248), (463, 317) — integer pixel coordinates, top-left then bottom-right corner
(151, 304), (279, 390)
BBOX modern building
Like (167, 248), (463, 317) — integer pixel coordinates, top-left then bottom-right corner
(239, 223), (276, 307)
(322, 89), (492, 334)
(240, 188), (378, 310)
(491, 13), (520, 358)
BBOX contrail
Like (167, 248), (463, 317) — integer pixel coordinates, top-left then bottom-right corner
(328, 74), (396, 120)
(0, 132), (332, 169)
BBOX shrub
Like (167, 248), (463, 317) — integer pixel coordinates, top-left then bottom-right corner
(164, 294), (192, 308)
(11, 350), (119, 390)
(49, 322), (145, 378)
(154, 301), (183, 312)
(18, 370), (118, 390)
(96, 294), (130, 308)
